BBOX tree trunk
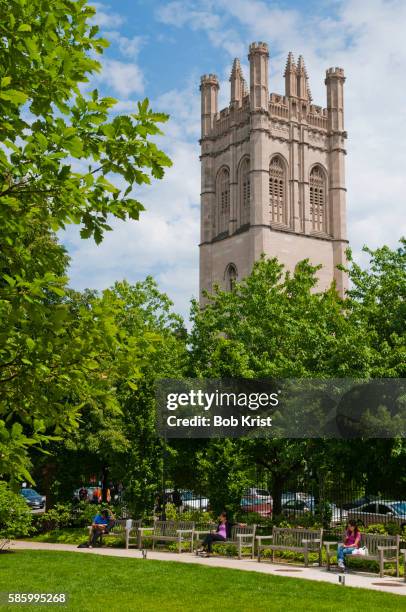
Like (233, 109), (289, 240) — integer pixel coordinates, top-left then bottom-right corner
(101, 465), (109, 503)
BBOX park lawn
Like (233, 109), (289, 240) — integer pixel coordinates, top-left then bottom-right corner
(0, 551), (404, 612)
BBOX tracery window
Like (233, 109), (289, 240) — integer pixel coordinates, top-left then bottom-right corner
(269, 156), (287, 224)
(309, 165), (327, 232)
(239, 157), (250, 226)
(217, 167), (230, 234)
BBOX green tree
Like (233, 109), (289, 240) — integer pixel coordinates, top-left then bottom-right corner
(189, 249), (406, 510)
(0, 0), (171, 482)
(38, 278), (188, 514)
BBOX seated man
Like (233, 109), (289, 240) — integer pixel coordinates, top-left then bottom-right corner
(89, 509), (115, 548)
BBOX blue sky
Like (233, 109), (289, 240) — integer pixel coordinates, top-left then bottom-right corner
(63, 0), (406, 321)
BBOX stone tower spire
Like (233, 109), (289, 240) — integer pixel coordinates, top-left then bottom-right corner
(325, 67), (345, 131)
(200, 73), (219, 138)
(297, 55), (310, 100)
(284, 52), (297, 97)
(248, 42), (269, 110)
(230, 58), (245, 107)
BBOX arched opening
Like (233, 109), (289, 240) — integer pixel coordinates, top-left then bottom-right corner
(225, 263), (238, 291)
(309, 165), (327, 232)
(269, 155), (287, 224)
(216, 167), (230, 235)
(238, 157), (250, 226)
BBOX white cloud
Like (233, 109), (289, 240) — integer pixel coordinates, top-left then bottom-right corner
(156, 0), (244, 57)
(157, 1), (222, 30)
(90, 2), (124, 28)
(104, 31), (145, 59)
(97, 59), (145, 97)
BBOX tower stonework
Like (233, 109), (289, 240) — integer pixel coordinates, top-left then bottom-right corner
(199, 42), (348, 300)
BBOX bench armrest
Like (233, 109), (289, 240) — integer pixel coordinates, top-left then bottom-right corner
(236, 533), (254, 540)
(377, 545), (398, 551)
(302, 539), (321, 544)
(176, 529), (194, 535)
(138, 527), (153, 534)
(400, 549), (406, 553)
(324, 541), (339, 552)
(256, 535), (273, 544)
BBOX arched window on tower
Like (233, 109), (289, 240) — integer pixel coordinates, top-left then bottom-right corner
(225, 263), (238, 291)
(269, 156), (287, 225)
(309, 165), (327, 232)
(216, 167), (230, 235)
(238, 157), (250, 226)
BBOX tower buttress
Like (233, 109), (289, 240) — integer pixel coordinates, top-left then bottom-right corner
(325, 67), (347, 294)
(200, 74), (219, 138)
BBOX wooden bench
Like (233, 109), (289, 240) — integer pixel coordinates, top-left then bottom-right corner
(257, 527), (323, 566)
(138, 520), (195, 553)
(325, 533), (400, 577)
(87, 518), (142, 549)
(401, 549), (406, 583)
(0, 539), (10, 551)
(194, 523), (257, 559)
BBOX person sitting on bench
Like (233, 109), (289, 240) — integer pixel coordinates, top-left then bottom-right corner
(89, 509), (115, 548)
(197, 511), (245, 557)
(337, 519), (361, 569)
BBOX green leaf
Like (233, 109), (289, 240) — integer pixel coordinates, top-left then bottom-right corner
(0, 89), (28, 105)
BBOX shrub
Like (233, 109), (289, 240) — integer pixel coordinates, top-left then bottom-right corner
(212, 542), (238, 557)
(0, 481), (32, 539)
(386, 522), (402, 536)
(366, 523), (387, 534)
(35, 503), (73, 532)
(167, 541), (192, 552)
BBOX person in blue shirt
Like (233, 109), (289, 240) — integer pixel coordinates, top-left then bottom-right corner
(89, 509), (114, 547)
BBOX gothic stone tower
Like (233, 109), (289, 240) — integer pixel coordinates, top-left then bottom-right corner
(199, 42), (348, 300)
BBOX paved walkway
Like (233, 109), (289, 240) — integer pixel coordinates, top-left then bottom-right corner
(12, 541), (406, 597)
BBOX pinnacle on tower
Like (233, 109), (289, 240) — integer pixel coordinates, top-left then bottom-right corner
(230, 58), (246, 107)
(248, 41), (269, 110)
(284, 51), (296, 76)
(297, 55), (310, 100)
(284, 51), (297, 97)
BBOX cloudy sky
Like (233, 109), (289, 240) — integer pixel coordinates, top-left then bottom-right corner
(63, 0), (406, 321)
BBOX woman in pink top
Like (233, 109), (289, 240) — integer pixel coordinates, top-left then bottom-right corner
(198, 512), (245, 557)
(337, 519), (361, 569)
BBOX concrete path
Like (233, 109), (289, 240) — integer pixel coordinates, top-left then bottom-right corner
(11, 541), (406, 597)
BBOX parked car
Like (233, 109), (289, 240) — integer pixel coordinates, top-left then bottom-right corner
(179, 490), (210, 511)
(244, 488), (272, 502)
(281, 492), (315, 507)
(341, 495), (379, 511)
(240, 496), (272, 517)
(281, 499), (347, 525)
(20, 488), (46, 512)
(347, 501), (406, 528)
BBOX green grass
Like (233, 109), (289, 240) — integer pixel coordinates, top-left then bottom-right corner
(0, 551), (404, 611)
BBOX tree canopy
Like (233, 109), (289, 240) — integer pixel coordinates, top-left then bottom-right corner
(0, 0), (172, 482)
